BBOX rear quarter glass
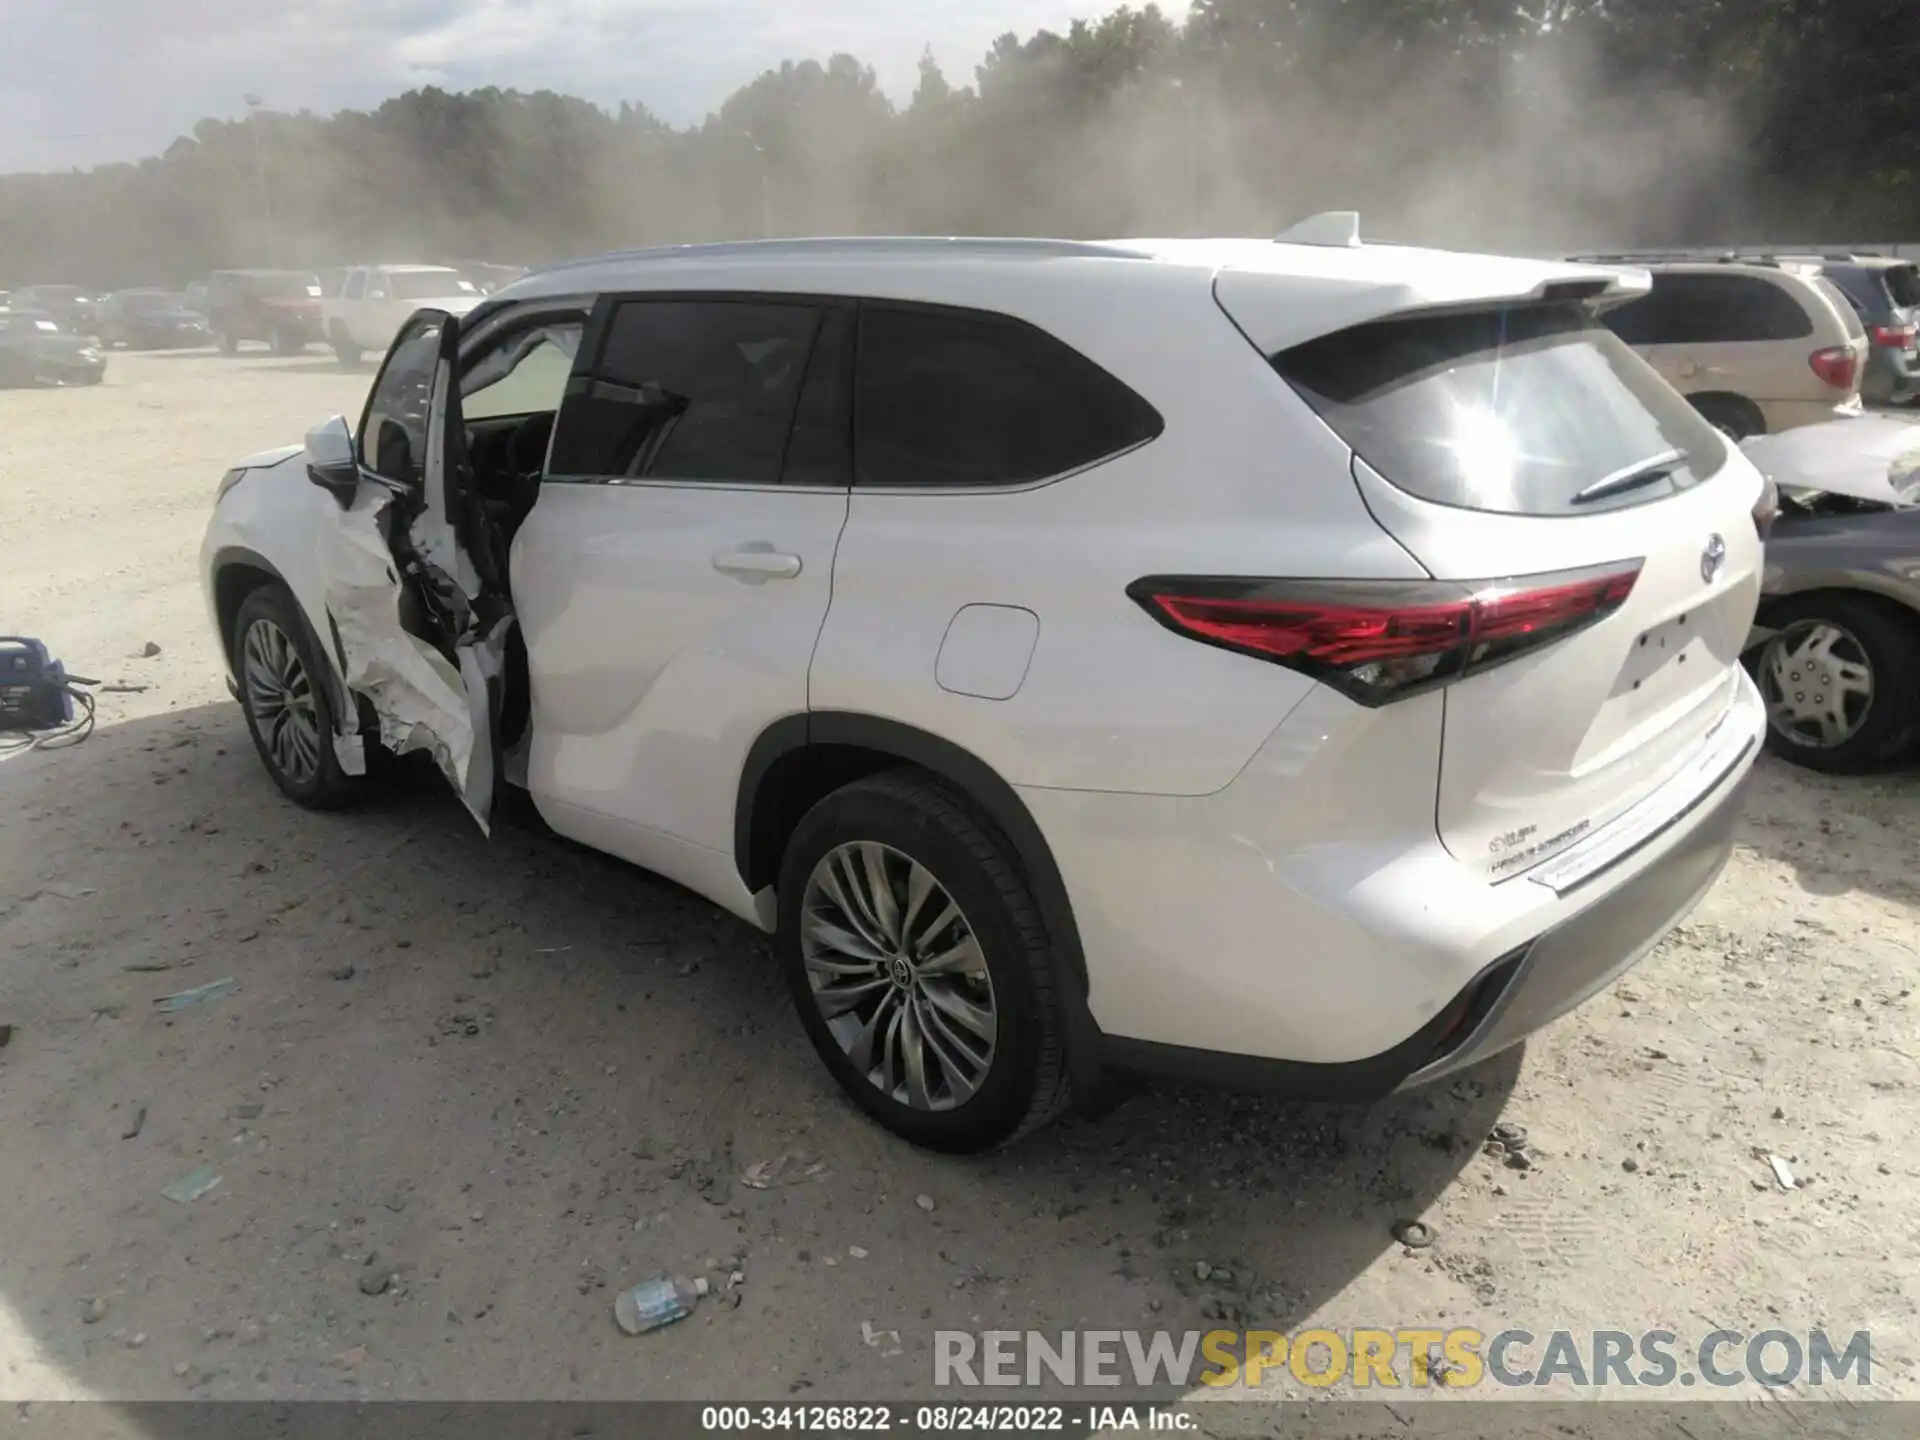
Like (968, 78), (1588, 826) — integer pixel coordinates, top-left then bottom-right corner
(1274, 301), (1730, 517)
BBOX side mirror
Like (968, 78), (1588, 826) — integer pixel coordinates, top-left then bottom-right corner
(305, 414), (359, 507)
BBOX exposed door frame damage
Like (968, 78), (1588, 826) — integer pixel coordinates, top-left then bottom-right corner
(319, 310), (504, 831)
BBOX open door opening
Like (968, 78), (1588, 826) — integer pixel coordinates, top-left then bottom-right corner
(318, 308), (506, 831)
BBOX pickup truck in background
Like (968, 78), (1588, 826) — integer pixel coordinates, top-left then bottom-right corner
(205, 270), (325, 354)
(321, 264), (484, 366)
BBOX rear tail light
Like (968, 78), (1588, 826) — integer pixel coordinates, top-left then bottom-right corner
(1809, 346), (1859, 390)
(1869, 323), (1916, 348)
(1127, 560), (1643, 706)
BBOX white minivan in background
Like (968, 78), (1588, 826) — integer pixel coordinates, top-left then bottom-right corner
(1574, 254), (1867, 439)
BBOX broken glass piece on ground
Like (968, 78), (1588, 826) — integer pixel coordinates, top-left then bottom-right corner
(154, 977), (237, 1012)
(160, 1165), (222, 1204)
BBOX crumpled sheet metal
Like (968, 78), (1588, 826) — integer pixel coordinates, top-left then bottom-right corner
(320, 490), (497, 830)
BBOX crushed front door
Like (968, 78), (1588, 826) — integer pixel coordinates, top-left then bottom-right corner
(320, 308), (507, 831)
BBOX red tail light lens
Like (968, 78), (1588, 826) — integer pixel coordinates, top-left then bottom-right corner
(1869, 324), (1916, 348)
(1809, 346), (1858, 390)
(1128, 561), (1643, 706)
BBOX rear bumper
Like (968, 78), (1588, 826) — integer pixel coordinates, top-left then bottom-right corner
(39, 359), (105, 384)
(1758, 395), (1865, 432)
(1029, 669), (1764, 1100)
(1394, 753), (1750, 1091)
(1864, 344), (1920, 402)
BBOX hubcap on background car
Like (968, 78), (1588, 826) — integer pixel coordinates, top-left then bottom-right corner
(800, 841), (997, 1111)
(1759, 620), (1874, 749)
(242, 618), (322, 784)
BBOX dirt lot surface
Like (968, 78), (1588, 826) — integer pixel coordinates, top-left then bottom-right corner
(1, 351), (1917, 1411)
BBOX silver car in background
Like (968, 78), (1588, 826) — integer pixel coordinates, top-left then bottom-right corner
(1744, 416), (1920, 770)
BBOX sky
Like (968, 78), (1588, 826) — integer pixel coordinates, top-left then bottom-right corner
(0, 0), (1140, 173)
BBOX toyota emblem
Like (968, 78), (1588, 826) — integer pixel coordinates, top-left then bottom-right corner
(1700, 533), (1727, 584)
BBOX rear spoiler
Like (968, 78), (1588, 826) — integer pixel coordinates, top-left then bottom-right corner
(1215, 254), (1652, 355)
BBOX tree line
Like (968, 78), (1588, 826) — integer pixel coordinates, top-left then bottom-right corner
(1, 0), (1913, 289)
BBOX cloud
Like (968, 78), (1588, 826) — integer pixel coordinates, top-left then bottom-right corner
(0, 0), (1138, 172)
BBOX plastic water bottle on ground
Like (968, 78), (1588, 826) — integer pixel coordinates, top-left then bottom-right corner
(613, 1274), (708, 1335)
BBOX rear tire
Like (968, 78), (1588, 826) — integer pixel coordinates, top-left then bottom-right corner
(216, 328), (239, 355)
(1751, 593), (1920, 773)
(231, 585), (359, 809)
(1690, 393), (1765, 441)
(776, 769), (1072, 1152)
(270, 327), (305, 357)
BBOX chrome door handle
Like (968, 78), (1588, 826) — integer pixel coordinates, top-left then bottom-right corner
(713, 544), (802, 581)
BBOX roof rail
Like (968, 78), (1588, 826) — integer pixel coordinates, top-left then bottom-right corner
(1275, 211), (1362, 248)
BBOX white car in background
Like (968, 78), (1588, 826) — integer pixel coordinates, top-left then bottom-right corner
(201, 221), (1769, 1150)
(323, 264), (483, 366)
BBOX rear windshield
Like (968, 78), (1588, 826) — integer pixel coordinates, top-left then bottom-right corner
(1885, 263), (1920, 309)
(1276, 302), (1729, 516)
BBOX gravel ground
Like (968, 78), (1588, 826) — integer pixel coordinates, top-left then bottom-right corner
(1, 351), (1917, 1409)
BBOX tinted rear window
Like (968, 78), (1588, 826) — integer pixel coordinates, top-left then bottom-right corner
(1885, 264), (1920, 309)
(854, 305), (1162, 488)
(548, 298), (822, 484)
(1276, 303), (1729, 516)
(1603, 272), (1814, 345)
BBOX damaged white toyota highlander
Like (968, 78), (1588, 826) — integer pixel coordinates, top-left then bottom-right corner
(201, 220), (1770, 1150)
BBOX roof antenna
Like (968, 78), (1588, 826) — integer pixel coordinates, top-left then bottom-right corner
(1274, 211), (1362, 248)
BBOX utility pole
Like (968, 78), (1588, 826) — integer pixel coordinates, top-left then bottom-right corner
(743, 131), (772, 239)
(244, 95), (280, 265)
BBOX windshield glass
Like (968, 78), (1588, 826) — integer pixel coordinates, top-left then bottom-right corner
(1276, 302), (1729, 516)
(118, 292), (178, 313)
(247, 274), (318, 298)
(390, 270), (478, 301)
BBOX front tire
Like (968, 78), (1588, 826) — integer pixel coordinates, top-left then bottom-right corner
(1752, 593), (1920, 772)
(776, 770), (1072, 1152)
(270, 327), (305, 356)
(232, 585), (359, 808)
(216, 328), (239, 355)
(330, 325), (362, 368)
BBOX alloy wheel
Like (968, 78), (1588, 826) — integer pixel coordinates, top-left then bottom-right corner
(1760, 620), (1875, 749)
(799, 841), (998, 1111)
(241, 618), (323, 785)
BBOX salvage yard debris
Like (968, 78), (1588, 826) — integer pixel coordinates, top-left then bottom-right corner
(740, 1153), (826, 1190)
(613, 1275), (707, 1335)
(159, 1165), (222, 1204)
(153, 977), (236, 1012)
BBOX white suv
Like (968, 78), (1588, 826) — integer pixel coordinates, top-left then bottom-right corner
(201, 224), (1769, 1150)
(322, 264), (483, 366)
